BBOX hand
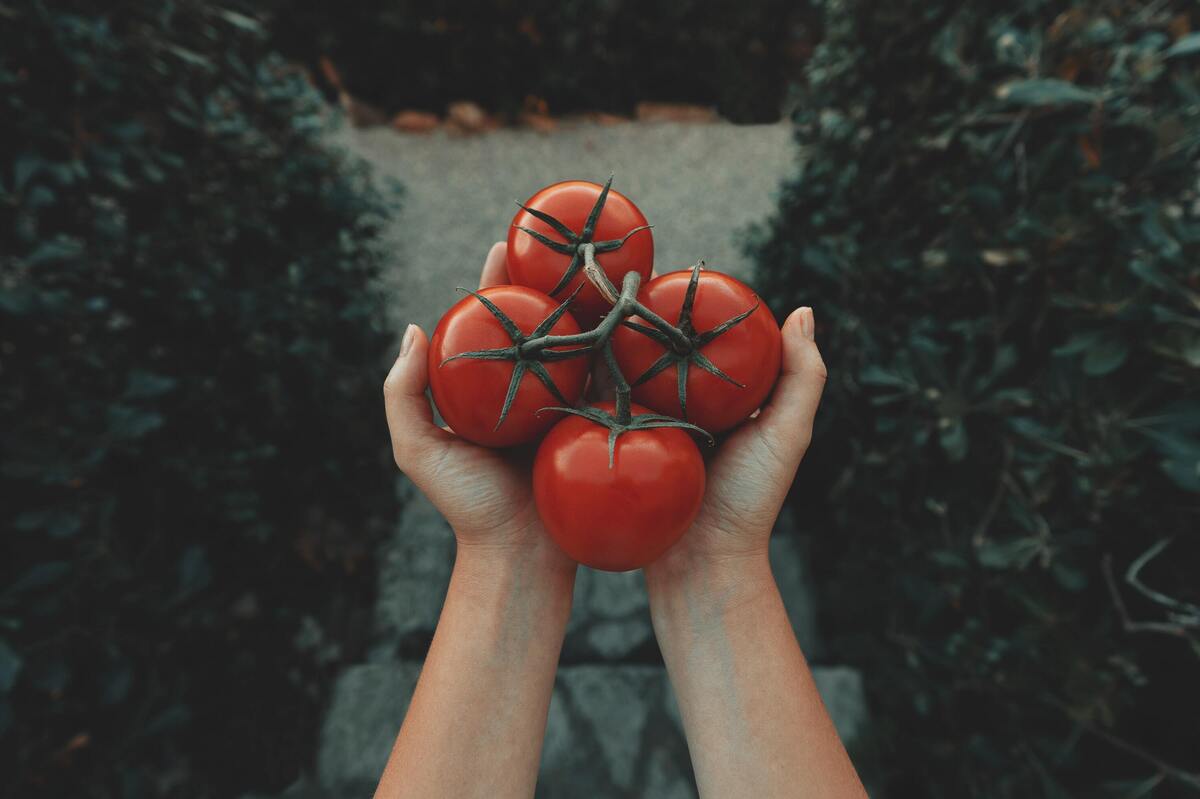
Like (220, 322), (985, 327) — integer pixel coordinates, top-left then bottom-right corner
(639, 308), (865, 799)
(383, 242), (574, 570)
(645, 307), (827, 584)
(378, 244), (578, 799)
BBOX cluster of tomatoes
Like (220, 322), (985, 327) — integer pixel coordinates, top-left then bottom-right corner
(429, 178), (782, 571)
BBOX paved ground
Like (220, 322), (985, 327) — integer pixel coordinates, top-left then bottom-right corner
(277, 120), (872, 797)
(332, 119), (797, 336)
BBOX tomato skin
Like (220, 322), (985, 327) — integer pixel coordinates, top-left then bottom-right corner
(610, 270), (782, 433)
(533, 401), (706, 571)
(507, 180), (654, 326)
(429, 286), (589, 447)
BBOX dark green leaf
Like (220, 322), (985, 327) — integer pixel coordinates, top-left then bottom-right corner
(997, 79), (1098, 106)
(1082, 334), (1129, 376)
(0, 639), (21, 692)
(4, 562), (71, 595)
(1165, 32), (1200, 59)
(177, 546), (212, 600)
(126, 371), (178, 399)
(977, 538), (1040, 569)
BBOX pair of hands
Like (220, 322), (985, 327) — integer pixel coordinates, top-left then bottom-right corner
(383, 242), (827, 585)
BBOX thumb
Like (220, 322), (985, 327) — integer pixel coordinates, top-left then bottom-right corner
(383, 324), (450, 476)
(753, 307), (827, 466)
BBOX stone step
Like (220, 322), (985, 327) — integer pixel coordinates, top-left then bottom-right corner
(313, 661), (867, 796)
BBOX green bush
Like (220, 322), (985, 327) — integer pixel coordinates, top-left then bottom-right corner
(1, 2), (396, 796)
(264, 0), (810, 123)
(752, 1), (1200, 795)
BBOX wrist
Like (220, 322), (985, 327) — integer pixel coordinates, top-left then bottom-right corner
(644, 545), (776, 627)
(453, 534), (577, 600)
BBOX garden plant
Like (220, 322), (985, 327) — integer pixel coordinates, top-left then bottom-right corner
(752, 0), (1200, 795)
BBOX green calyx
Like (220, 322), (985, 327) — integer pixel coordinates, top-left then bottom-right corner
(539, 404), (714, 468)
(623, 261), (756, 420)
(441, 285), (589, 431)
(514, 174), (653, 297)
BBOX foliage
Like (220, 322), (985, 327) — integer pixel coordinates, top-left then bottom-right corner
(751, 0), (1200, 795)
(1, 1), (396, 795)
(263, 0), (811, 123)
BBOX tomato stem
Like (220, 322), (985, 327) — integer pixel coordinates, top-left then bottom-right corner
(518, 269), (643, 357)
(603, 339), (633, 425)
(581, 243), (620, 304)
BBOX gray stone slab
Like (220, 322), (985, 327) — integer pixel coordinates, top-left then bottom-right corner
(563, 568), (652, 660)
(316, 661), (422, 791)
(770, 522), (823, 658)
(331, 119), (796, 337)
(812, 665), (869, 747)
(373, 477), (454, 652)
(539, 664), (693, 797)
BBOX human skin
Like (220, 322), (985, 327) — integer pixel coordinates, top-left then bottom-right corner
(643, 305), (868, 798)
(378, 243), (576, 799)
(377, 242), (865, 798)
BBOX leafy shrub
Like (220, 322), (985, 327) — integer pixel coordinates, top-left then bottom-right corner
(1, 2), (396, 796)
(752, 1), (1200, 795)
(264, 0), (812, 123)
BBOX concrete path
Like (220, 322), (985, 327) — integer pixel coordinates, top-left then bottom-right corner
(280, 120), (872, 797)
(332, 119), (797, 335)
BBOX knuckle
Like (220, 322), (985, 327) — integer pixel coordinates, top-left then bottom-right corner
(813, 360), (828, 383)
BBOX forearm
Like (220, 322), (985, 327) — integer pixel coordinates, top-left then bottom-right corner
(646, 550), (866, 799)
(375, 540), (576, 799)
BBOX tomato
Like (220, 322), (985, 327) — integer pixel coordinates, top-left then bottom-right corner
(533, 401), (706, 571)
(429, 286), (589, 447)
(507, 179), (654, 326)
(610, 268), (781, 433)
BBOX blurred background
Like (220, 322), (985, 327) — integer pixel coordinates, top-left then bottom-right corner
(3, 1), (1199, 797)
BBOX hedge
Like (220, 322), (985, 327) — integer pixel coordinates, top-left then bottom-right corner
(1, 2), (396, 796)
(751, 1), (1200, 795)
(263, 0), (811, 124)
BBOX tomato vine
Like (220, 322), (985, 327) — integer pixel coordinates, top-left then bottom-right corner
(450, 221), (762, 464)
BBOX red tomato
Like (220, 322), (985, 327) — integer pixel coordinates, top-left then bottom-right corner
(429, 286), (589, 447)
(507, 180), (654, 326)
(610, 269), (782, 433)
(533, 401), (706, 571)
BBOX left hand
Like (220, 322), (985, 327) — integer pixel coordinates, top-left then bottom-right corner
(383, 242), (574, 570)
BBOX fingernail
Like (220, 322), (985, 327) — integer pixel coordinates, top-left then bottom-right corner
(799, 307), (815, 341)
(400, 324), (417, 357)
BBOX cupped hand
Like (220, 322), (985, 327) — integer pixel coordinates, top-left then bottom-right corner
(646, 307), (827, 578)
(383, 242), (573, 567)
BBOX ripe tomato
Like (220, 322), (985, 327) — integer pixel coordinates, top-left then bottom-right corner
(507, 179), (654, 326)
(533, 401), (706, 571)
(610, 268), (781, 433)
(429, 286), (589, 447)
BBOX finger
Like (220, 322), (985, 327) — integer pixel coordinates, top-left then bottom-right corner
(753, 307), (827, 464)
(383, 324), (450, 474)
(479, 241), (509, 288)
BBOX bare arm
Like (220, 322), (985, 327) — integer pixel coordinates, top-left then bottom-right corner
(645, 307), (867, 798)
(374, 541), (574, 799)
(376, 244), (576, 799)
